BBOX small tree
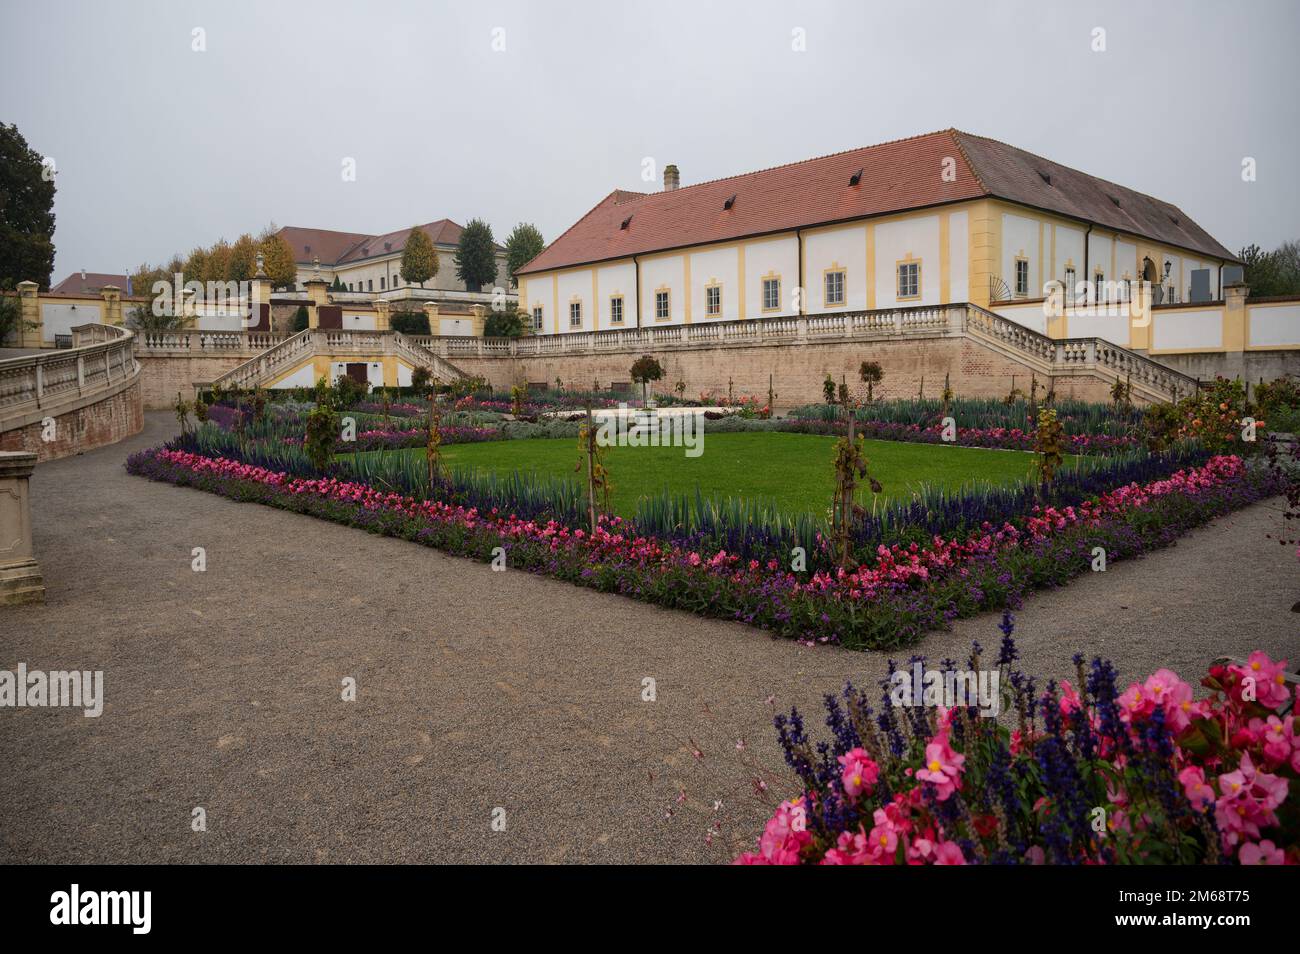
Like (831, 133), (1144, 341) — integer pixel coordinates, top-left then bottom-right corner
(454, 218), (498, 293)
(292, 304), (309, 332)
(1033, 407), (1065, 488)
(630, 354), (664, 407)
(823, 373), (836, 405)
(401, 226), (438, 288)
(483, 307), (525, 338)
(504, 222), (545, 285)
(859, 360), (884, 403)
(411, 366), (433, 395)
(259, 231), (299, 289)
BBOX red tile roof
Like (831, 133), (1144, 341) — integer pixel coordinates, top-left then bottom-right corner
(278, 220), (504, 267)
(517, 129), (1234, 275)
(50, 271), (128, 295)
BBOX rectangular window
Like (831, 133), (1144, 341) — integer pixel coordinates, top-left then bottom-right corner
(569, 301), (582, 327)
(655, 290), (670, 320)
(368, 279), (373, 292)
(705, 285), (721, 316)
(609, 296), (624, 324)
(532, 306), (544, 331)
(1014, 259), (1029, 296)
(824, 270), (845, 306)
(1095, 271), (1105, 303)
(762, 278), (780, 311)
(1064, 267), (1076, 303)
(897, 262), (919, 299)
(380, 276), (386, 290)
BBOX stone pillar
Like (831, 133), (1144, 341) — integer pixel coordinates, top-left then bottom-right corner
(0, 452), (44, 605)
(100, 285), (123, 326)
(470, 304), (487, 337)
(1223, 282), (1248, 353)
(17, 281), (40, 348)
(373, 298), (391, 331)
(423, 301), (440, 336)
(304, 278), (329, 329)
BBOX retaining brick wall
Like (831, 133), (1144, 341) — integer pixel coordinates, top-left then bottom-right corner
(447, 336), (1117, 406)
(0, 378), (144, 462)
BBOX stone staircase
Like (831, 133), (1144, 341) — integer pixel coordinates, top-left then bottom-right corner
(211, 329), (466, 391)
(964, 304), (1197, 404)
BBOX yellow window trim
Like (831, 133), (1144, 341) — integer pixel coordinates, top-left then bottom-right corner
(704, 278), (722, 317)
(760, 271), (782, 313)
(653, 284), (672, 322)
(608, 293), (624, 324)
(896, 256), (922, 301)
(1013, 253), (1030, 298)
(822, 262), (847, 308)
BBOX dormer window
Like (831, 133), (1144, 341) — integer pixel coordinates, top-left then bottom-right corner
(849, 168), (864, 186)
(620, 215), (633, 230)
(1037, 171), (1051, 185)
(723, 194), (736, 210)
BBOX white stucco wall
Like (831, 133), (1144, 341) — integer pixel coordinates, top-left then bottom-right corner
(439, 317), (476, 336)
(596, 261), (638, 326)
(805, 225), (868, 312)
(341, 312), (377, 330)
(743, 235), (798, 318)
(41, 302), (103, 341)
(1248, 303), (1300, 348)
(992, 301), (1048, 335)
(875, 215), (940, 308)
(688, 245), (742, 322)
(1152, 308), (1223, 351)
(640, 254), (688, 325)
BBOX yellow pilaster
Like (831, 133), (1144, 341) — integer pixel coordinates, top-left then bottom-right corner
(939, 213), (951, 303)
(1223, 283), (1248, 352)
(865, 224), (876, 310)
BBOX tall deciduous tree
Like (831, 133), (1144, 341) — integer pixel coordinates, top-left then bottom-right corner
(504, 222), (545, 285)
(259, 231), (298, 289)
(0, 123), (56, 289)
(1239, 241), (1300, 298)
(454, 218), (498, 293)
(400, 226), (437, 287)
(228, 234), (258, 283)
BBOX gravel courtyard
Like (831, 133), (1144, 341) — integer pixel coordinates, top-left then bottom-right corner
(1, 412), (1296, 863)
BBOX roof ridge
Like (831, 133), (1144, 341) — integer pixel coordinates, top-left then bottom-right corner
(947, 129), (991, 195)
(635, 128), (957, 197)
(954, 129), (1182, 212)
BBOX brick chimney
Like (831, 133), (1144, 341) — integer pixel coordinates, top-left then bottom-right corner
(663, 164), (680, 191)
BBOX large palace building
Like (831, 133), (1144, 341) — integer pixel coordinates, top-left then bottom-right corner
(516, 129), (1237, 339)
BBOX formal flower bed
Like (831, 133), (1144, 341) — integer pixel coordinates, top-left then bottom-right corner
(775, 417), (1139, 454)
(126, 441), (1279, 649)
(737, 619), (1297, 864)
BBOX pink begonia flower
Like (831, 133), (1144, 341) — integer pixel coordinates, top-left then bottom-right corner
(1178, 766), (1215, 812)
(837, 748), (880, 801)
(735, 797), (811, 865)
(1239, 840), (1285, 865)
(915, 731), (965, 801)
(1023, 846), (1046, 865)
(933, 841), (966, 865)
(1232, 651), (1292, 710)
(821, 828), (872, 865)
(1142, 669), (1195, 733)
(1215, 753), (1288, 846)
(1118, 682), (1155, 724)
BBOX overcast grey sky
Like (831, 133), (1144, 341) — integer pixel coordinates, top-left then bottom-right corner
(2, 0), (1296, 282)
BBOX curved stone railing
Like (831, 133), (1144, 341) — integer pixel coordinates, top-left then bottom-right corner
(0, 323), (143, 459)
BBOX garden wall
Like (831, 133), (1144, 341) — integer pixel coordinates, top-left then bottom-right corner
(446, 336), (1116, 406)
(136, 354), (248, 409)
(0, 377), (143, 461)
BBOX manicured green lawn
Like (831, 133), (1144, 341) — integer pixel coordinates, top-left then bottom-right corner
(362, 432), (1065, 518)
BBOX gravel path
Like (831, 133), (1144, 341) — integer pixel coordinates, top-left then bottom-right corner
(1, 413), (1296, 863)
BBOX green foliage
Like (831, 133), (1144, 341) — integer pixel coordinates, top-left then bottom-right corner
(454, 218), (498, 292)
(126, 301), (187, 333)
(291, 305), (309, 332)
(1033, 407), (1065, 485)
(304, 403), (340, 472)
(504, 222), (545, 284)
(332, 372), (370, 409)
(630, 354), (665, 404)
(823, 373), (836, 404)
(1238, 241), (1300, 298)
(483, 307), (525, 338)
(389, 310), (432, 335)
(0, 122), (56, 288)
(410, 366), (433, 395)
(400, 226), (437, 287)
(859, 360), (884, 402)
